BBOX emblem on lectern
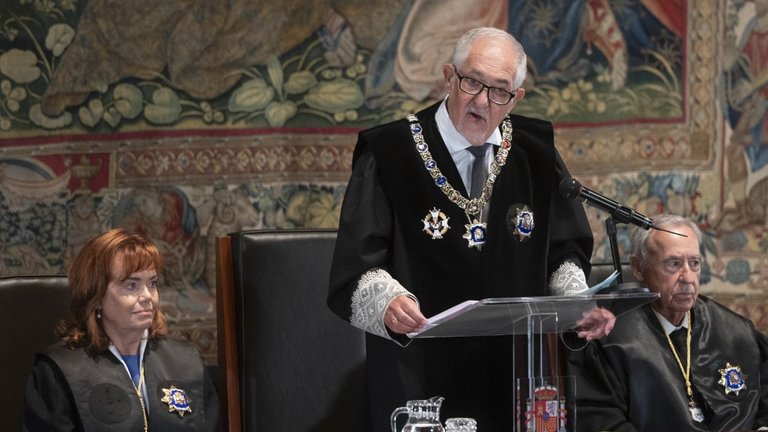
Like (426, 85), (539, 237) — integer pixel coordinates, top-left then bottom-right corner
(524, 385), (567, 432)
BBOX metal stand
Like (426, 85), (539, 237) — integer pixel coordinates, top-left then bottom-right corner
(603, 216), (645, 292)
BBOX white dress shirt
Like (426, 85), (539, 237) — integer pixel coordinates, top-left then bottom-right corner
(435, 100), (501, 194)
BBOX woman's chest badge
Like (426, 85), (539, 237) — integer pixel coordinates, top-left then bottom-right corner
(422, 207), (450, 239)
(508, 204), (535, 241)
(161, 385), (193, 417)
(718, 362), (747, 395)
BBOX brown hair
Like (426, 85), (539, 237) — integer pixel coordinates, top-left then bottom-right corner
(57, 228), (167, 355)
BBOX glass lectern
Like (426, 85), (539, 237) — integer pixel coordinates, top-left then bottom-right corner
(408, 291), (659, 431)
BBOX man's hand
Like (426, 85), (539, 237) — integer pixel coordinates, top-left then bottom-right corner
(385, 295), (428, 334)
(575, 307), (616, 341)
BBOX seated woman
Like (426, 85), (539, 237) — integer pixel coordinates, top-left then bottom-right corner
(23, 229), (219, 431)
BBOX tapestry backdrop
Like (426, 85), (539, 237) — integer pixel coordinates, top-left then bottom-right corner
(1, 0), (766, 363)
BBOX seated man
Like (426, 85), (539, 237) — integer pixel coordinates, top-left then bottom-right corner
(568, 214), (768, 431)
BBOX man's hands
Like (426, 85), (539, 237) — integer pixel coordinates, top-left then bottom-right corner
(385, 297), (616, 339)
(385, 296), (428, 334)
(575, 307), (616, 341)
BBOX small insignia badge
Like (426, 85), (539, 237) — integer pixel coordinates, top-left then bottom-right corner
(161, 385), (193, 417)
(509, 204), (534, 241)
(422, 207), (450, 239)
(689, 402), (705, 423)
(463, 220), (487, 249)
(718, 362), (746, 395)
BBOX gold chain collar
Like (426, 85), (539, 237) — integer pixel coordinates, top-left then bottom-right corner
(406, 114), (513, 217)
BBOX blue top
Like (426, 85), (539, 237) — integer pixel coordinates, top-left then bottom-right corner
(121, 354), (140, 386)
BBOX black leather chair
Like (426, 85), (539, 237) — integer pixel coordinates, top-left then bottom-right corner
(216, 229), (368, 432)
(0, 275), (71, 432)
(587, 261), (638, 287)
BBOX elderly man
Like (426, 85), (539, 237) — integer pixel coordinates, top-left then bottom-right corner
(569, 214), (768, 431)
(328, 26), (613, 431)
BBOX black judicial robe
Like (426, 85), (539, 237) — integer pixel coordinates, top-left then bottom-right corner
(568, 297), (768, 432)
(23, 336), (219, 432)
(328, 102), (593, 432)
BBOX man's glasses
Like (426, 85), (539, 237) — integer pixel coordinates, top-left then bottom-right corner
(452, 65), (516, 105)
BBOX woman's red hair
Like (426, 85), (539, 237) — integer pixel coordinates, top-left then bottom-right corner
(57, 229), (167, 355)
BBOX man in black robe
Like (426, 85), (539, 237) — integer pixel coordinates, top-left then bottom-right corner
(568, 214), (768, 431)
(328, 27), (614, 432)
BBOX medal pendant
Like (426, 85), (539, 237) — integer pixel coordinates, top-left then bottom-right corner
(422, 207), (450, 239)
(463, 219), (487, 249)
(689, 401), (704, 423)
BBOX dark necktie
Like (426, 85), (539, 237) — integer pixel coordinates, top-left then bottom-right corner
(669, 327), (687, 358)
(467, 144), (489, 199)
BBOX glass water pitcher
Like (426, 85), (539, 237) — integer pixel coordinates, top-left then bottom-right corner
(390, 396), (445, 432)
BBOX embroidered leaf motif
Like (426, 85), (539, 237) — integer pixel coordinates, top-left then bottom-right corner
(29, 104), (72, 129)
(78, 99), (104, 127)
(0, 49), (41, 83)
(45, 24), (75, 57)
(265, 101), (297, 127)
(303, 78), (364, 113)
(284, 71), (317, 95)
(113, 84), (143, 119)
(144, 87), (182, 125)
(228, 78), (275, 112)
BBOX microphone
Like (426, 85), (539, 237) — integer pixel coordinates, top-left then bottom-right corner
(559, 177), (654, 230)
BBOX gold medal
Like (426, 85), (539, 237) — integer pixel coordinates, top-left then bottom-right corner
(509, 205), (535, 241)
(161, 385), (193, 417)
(422, 207), (450, 239)
(718, 362), (747, 395)
(463, 219), (487, 249)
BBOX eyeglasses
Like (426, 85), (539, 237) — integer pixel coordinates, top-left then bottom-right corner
(452, 65), (517, 105)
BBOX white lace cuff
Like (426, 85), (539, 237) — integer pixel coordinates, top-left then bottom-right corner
(350, 269), (413, 340)
(549, 261), (588, 296)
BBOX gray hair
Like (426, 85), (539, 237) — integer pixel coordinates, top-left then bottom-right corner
(451, 27), (528, 89)
(630, 214), (703, 271)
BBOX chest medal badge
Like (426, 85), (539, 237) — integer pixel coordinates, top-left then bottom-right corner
(463, 219), (487, 248)
(422, 207), (450, 239)
(161, 385), (193, 417)
(718, 362), (746, 395)
(509, 204), (535, 242)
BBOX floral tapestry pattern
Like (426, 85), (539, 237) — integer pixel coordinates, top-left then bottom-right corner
(1, 0), (767, 362)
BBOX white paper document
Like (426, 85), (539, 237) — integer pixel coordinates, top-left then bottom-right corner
(407, 269), (621, 338)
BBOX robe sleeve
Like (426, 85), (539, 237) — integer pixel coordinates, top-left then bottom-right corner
(567, 342), (639, 432)
(754, 329), (768, 428)
(23, 356), (80, 432)
(327, 143), (413, 345)
(546, 149), (594, 294)
(552, 150), (593, 266)
(328, 143), (393, 319)
(202, 364), (220, 432)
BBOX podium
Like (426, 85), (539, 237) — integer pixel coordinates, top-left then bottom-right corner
(408, 291), (659, 431)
